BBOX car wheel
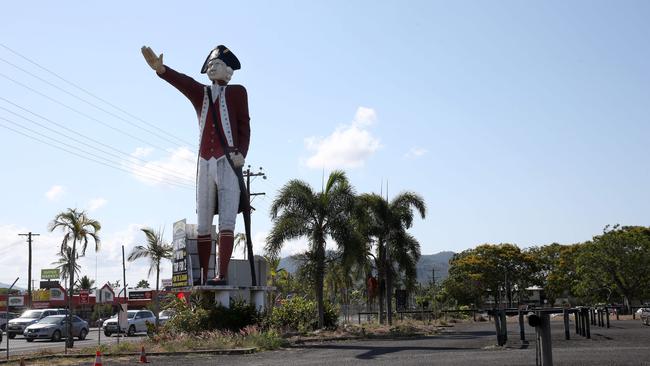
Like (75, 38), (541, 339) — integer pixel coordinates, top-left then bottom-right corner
(78, 328), (88, 340)
(127, 325), (136, 337)
(51, 330), (62, 342)
(104, 331), (112, 337)
(8, 333), (15, 339)
(26, 338), (34, 342)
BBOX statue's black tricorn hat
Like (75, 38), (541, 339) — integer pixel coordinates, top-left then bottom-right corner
(200, 45), (241, 73)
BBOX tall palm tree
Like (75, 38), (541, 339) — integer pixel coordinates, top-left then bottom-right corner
(48, 208), (101, 346)
(356, 192), (426, 325)
(128, 227), (173, 324)
(52, 247), (81, 287)
(266, 170), (360, 328)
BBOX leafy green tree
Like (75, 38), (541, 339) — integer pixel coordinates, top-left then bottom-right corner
(48, 208), (101, 345)
(128, 227), (173, 322)
(575, 225), (650, 312)
(527, 243), (585, 305)
(266, 170), (359, 328)
(355, 192), (426, 325)
(136, 279), (151, 288)
(446, 243), (537, 307)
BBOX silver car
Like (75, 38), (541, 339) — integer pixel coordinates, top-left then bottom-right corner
(23, 315), (89, 342)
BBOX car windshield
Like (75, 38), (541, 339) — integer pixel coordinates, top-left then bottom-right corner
(39, 317), (63, 324)
(21, 310), (43, 319)
(128, 312), (136, 319)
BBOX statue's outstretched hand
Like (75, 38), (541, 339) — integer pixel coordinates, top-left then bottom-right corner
(141, 46), (165, 74)
(229, 151), (245, 168)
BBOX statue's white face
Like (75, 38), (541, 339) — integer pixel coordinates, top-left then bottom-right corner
(206, 54), (233, 83)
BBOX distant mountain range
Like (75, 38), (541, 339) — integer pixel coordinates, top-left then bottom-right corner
(0, 282), (25, 291)
(279, 251), (455, 284)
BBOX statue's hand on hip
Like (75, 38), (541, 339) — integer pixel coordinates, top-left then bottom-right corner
(229, 151), (245, 168)
(141, 46), (165, 74)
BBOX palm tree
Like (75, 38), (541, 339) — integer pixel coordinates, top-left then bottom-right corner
(266, 170), (361, 328)
(76, 275), (95, 293)
(48, 208), (101, 346)
(52, 247), (81, 287)
(264, 254), (286, 311)
(128, 227), (173, 324)
(233, 232), (247, 258)
(356, 192), (426, 325)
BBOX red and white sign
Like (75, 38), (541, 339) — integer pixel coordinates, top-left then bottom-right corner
(79, 291), (89, 304)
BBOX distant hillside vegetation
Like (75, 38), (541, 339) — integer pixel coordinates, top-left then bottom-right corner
(279, 251), (455, 284)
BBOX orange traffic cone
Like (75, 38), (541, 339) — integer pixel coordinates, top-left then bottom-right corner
(93, 350), (103, 366)
(139, 345), (149, 363)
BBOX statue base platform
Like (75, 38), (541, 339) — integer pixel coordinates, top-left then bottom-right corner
(175, 285), (275, 310)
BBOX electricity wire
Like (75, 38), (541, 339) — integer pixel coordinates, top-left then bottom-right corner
(0, 98), (195, 184)
(0, 43), (196, 148)
(0, 71), (196, 164)
(0, 117), (194, 190)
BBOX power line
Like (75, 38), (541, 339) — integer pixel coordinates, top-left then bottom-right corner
(0, 100), (195, 184)
(0, 119), (194, 190)
(0, 115), (194, 188)
(0, 43), (196, 148)
(0, 71), (196, 164)
(0, 56), (196, 149)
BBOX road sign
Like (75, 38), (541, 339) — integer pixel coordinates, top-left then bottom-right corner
(79, 291), (89, 304)
(40, 269), (60, 280)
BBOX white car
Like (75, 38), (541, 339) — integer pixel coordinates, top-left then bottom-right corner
(640, 308), (650, 326)
(158, 309), (176, 326)
(103, 309), (156, 337)
(7, 309), (67, 339)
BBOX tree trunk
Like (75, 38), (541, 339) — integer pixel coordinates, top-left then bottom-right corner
(377, 252), (386, 324)
(155, 265), (160, 326)
(315, 242), (326, 329)
(67, 239), (77, 347)
(385, 242), (393, 325)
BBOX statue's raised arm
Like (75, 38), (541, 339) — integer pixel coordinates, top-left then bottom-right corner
(141, 46), (165, 74)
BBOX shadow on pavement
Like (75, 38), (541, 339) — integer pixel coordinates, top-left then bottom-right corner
(293, 343), (478, 360)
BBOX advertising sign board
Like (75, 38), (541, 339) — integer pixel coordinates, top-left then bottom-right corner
(40, 269), (60, 280)
(79, 291), (89, 304)
(50, 287), (65, 301)
(172, 220), (191, 288)
(8, 296), (24, 307)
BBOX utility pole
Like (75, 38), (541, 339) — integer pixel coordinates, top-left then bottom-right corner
(19, 232), (39, 308)
(243, 165), (266, 211)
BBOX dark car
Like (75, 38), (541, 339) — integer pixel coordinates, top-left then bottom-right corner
(7, 309), (66, 339)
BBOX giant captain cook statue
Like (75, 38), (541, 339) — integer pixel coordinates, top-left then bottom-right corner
(141, 45), (251, 286)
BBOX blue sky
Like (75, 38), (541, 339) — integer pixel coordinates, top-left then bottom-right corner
(1, 1), (649, 289)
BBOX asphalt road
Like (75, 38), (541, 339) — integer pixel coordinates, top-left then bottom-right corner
(84, 318), (650, 366)
(0, 328), (146, 357)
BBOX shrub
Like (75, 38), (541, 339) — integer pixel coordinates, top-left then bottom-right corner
(267, 297), (338, 332)
(161, 296), (261, 334)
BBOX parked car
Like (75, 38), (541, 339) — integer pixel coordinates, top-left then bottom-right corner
(0, 312), (19, 331)
(640, 308), (650, 326)
(158, 309), (176, 326)
(7, 309), (67, 339)
(103, 309), (156, 337)
(23, 315), (88, 342)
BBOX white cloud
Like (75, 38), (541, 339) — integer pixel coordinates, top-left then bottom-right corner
(405, 146), (428, 159)
(125, 147), (195, 188)
(304, 107), (381, 169)
(87, 198), (107, 212)
(45, 185), (65, 201)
